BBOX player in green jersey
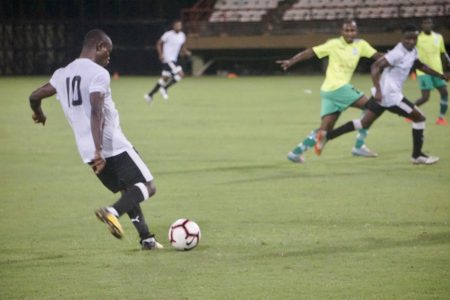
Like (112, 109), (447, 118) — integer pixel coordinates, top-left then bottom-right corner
(277, 19), (383, 163)
(414, 18), (450, 125)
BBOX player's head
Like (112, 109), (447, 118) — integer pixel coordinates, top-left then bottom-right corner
(401, 24), (419, 51)
(82, 29), (113, 67)
(341, 19), (358, 43)
(172, 20), (183, 32)
(420, 18), (433, 33)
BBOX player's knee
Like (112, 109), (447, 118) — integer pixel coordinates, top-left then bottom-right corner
(174, 74), (182, 81)
(145, 181), (156, 198)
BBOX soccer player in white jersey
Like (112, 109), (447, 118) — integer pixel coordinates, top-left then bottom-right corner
(414, 18), (450, 125)
(145, 20), (191, 103)
(315, 24), (448, 165)
(29, 29), (163, 250)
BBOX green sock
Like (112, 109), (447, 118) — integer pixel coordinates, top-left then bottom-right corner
(292, 131), (316, 155)
(354, 128), (368, 149)
(440, 96), (448, 117)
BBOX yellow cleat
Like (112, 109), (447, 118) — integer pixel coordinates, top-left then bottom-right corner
(95, 208), (124, 239)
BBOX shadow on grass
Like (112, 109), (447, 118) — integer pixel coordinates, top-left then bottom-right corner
(264, 231), (450, 258)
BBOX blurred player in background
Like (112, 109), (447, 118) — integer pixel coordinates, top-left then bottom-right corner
(277, 19), (382, 163)
(145, 20), (191, 103)
(29, 29), (163, 250)
(315, 24), (448, 165)
(414, 18), (450, 125)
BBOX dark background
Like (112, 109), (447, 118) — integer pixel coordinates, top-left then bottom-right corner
(0, 0), (198, 75)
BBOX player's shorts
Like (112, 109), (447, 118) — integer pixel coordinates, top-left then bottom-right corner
(320, 84), (364, 117)
(418, 74), (447, 90)
(94, 148), (153, 193)
(162, 61), (183, 77)
(367, 97), (415, 118)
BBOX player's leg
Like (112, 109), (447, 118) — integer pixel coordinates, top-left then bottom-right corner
(414, 75), (432, 107)
(93, 158), (125, 239)
(436, 83), (448, 125)
(95, 149), (163, 247)
(387, 98), (439, 164)
(163, 62), (184, 91)
(315, 98), (384, 155)
(348, 94), (377, 157)
(145, 64), (171, 102)
(288, 113), (339, 162)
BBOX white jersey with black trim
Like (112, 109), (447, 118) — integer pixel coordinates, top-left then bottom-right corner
(372, 42), (417, 107)
(161, 30), (186, 63)
(49, 58), (132, 163)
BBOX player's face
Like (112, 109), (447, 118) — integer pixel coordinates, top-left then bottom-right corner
(421, 19), (433, 33)
(96, 38), (113, 67)
(401, 31), (418, 51)
(341, 23), (357, 43)
(173, 22), (183, 32)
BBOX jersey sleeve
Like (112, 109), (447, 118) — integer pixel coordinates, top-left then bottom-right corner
(359, 40), (377, 58)
(160, 31), (170, 43)
(384, 47), (403, 67)
(89, 70), (110, 94)
(312, 39), (334, 59)
(49, 68), (63, 88)
(439, 34), (446, 54)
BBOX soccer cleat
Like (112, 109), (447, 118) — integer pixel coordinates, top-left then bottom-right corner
(287, 151), (305, 163)
(314, 130), (327, 156)
(95, 208), (124, 239)
(435, 117), (448, 125)
(159, 87), (169, 101)
(404, 118), (412, 123)
(144, 94), (153, 104)
(351, 145), (378, 157)
(411, 155), (439, 165)
(141, 236), (164, 250)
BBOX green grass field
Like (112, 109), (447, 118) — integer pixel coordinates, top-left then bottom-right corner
(1, 75), (449, 299)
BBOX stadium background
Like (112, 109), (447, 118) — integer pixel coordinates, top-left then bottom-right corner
(1, 0), (449, 76)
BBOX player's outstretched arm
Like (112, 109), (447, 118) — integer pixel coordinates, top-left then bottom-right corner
(276, 48), (315, 71)
(415, 60), (449, 81)
(371, 52), (384, 61)
(29, 82), (56, 126)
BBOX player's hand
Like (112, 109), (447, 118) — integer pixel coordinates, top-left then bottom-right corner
(374, 89), (382, 102)
(276, 59), (292, 71)
(91, 151), (106, 174)
(32, 112), (47, 126)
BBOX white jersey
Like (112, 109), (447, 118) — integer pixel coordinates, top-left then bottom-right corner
(49, 58), (132, 163)
(160, 30), (186, 63)
(372, 42), (417, 107)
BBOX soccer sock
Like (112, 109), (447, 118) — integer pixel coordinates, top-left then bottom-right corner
(112, 183), (149, 217)
(439, 95), (448, 118)
(164, 78), (177, 90)
(412, 122), (425, 157)
(127, 205), (151, 240)
(354, 128), (368, 149)
(148, 79), (165, 96)
(327, 121), (356, 140)
(292, 131), (316, 155)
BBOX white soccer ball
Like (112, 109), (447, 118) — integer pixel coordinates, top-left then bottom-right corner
(168, 219), (201, 251)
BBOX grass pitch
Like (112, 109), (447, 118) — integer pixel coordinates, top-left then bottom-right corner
(1, 75), (449, 299)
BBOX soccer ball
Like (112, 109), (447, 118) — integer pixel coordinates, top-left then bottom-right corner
(168, 219), (201, 251)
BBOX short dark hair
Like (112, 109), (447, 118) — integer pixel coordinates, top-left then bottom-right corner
(402, 24), (419, 34)
(83, 29), (108, 48)
(342, 18), (357, 27)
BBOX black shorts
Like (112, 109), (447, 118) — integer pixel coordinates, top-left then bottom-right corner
(367, 97), (415, 118)
(162, 61), (182, 77)
(94, 149), (153, 193)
